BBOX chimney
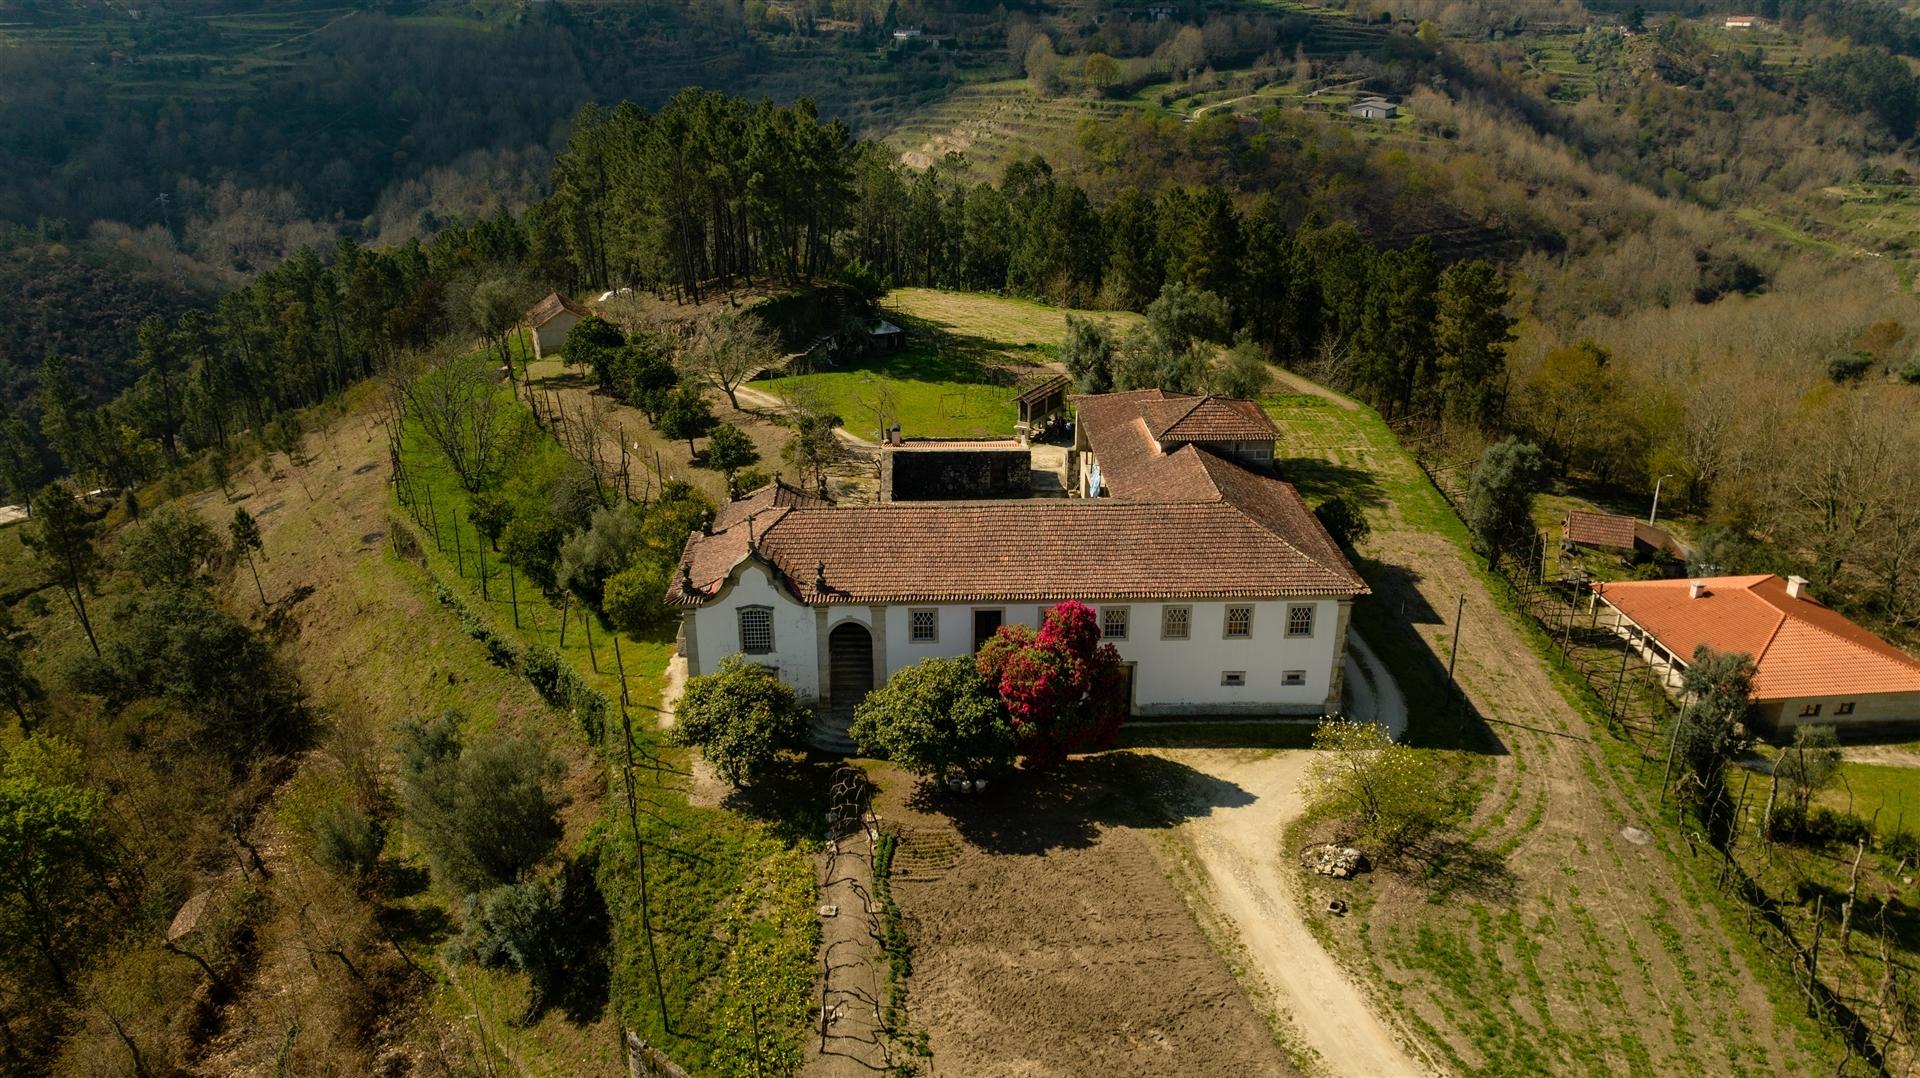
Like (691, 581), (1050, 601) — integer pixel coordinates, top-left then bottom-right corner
(1786, 575), (1809, 600)
(1689, 580), (1706, 599)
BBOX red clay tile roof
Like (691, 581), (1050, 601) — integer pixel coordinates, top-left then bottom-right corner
(1591, 575), (1920, 700)
(1564, 509), (1638, 550)
(671, 500), (1366, 605)
(669, 392), (1365, 606)
(1126, 393), (1278, 443)
(526, 292), (591, 327)
(710, 478), (830, 534)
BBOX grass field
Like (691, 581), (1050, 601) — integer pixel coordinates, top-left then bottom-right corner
(1261, 381), (1855, 1075)
(1817, 762), (1920, 836)
(762, 289), (1140, 440)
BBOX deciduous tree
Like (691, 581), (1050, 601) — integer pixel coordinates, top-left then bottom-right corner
(397, 711), (563, 893)
(120, 503), (220, 589)
(1464, 439), (1548, 571)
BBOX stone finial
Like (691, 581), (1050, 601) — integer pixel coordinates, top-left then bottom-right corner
(680, 563), (695, 595)
(814, 559), (828, 594)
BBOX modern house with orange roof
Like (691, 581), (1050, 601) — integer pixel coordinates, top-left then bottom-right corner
(1590, 574), (1920, 736)
(668, 393), (1368, 745)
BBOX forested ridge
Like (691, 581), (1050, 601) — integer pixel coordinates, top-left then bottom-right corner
(6, 0), (1920, 1070)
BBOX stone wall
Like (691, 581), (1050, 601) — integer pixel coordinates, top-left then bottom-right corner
(880, 446), (1031, 501)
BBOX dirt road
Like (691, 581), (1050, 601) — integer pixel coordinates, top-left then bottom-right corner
(1171, 749), (1429, 1077)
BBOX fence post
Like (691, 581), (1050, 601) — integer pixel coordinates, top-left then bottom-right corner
(508, 563), (520, 629)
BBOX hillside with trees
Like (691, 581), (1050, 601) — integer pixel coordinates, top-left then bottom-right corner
(5, 0), (1920, 1072)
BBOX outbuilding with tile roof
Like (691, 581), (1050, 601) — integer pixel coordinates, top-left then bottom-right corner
(525, 292), (592, 360)
(1591, 574), (1920, 736)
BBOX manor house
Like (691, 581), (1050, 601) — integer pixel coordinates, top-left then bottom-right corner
(667, 391), (1369, 745)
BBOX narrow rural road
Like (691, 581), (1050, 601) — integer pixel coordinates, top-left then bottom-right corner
(1170, 749), (1429, 1077)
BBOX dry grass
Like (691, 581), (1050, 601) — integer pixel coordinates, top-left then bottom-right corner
(885, 287), (1142, 349)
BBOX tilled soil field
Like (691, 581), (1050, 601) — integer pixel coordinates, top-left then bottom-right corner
(872, 760), (1294, 1078)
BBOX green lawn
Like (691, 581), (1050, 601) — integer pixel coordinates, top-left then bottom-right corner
(763, 345), (1018, 439)
(1821, 762), (1920, 836)
(760, 289), (1140, 440)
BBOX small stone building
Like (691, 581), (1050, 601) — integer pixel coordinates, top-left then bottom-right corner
(526, 293), (591, 360)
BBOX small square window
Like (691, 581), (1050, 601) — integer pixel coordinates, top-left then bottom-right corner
(909, 609), (938, 643)
(1282, 670), (1305, 686)
(1799, 702), (1823, 718)
(1162, 605), (1191, 640)
(738, 607), (773, 654)
(1286, 604), (1315, 638)
(1101, 606), (1129, 640)
(1221, 671), (1246, 687)
(1835, 702), (1856, 716)
(1225, 605), (1253, 639)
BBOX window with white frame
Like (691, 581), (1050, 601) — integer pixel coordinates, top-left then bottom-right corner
(1282, 670), (1306, 686)
(909, 609), (938, 643)
(1224, 605), (1253, 639)
(1161, 605), (1191, 640)
(1286, 604), (1315, 638)
(1101, 606), (1129, 640)
(738, 607), (774, 654)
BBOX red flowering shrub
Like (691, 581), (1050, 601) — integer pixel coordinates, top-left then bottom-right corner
(975, 600), (1127, 768)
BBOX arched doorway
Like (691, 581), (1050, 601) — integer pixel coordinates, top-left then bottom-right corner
(822, 622), (874, 750)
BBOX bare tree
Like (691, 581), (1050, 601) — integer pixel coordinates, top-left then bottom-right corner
(684, 308), (780, 412)
(391, 347), (513, 493)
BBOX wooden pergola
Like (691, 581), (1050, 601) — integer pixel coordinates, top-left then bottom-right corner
(1015, 374), (1072, 442)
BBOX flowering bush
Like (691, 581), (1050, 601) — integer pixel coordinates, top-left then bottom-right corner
(975, 600), (1127, 769)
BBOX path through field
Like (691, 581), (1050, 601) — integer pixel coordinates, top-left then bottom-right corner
(1170, 748), (1429, 1077)
(1260, 385), (1829, 1073)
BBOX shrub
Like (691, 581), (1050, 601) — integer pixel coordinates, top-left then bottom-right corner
(851, 657), (1016, 787)
(447, 855), (607, 1019)
(1882, 829), (1920, 866)
(310, 799), (386, 879)
(1314, 494), (1372, 550)
(672, 656), (811, 787)
(397, 712), (564, 893)
(1826, 351), (1874, 383)
(975, 600), (1126, 768)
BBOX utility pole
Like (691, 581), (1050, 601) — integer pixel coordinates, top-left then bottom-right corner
(1649, 472), (1674, 526)
(1447, 594), (1466, 734)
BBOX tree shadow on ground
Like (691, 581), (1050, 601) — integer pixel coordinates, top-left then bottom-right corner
(1276, 455), (1384, 509)
(717, 753), (842, 846)
(909, 752), (1254, 856)
(1404, 836), (1518, 905)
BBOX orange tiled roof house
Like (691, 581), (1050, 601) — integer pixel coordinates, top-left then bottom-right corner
(668, 392), (1369, 748)
(1591, 574), (1920, 737)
